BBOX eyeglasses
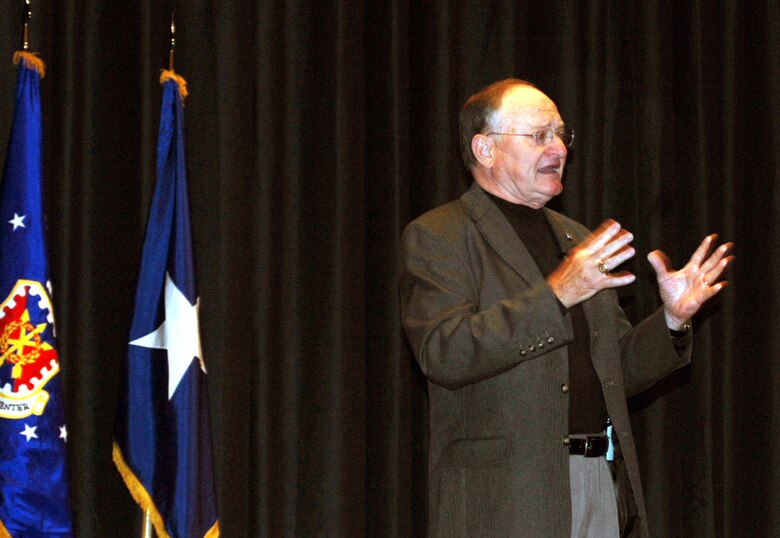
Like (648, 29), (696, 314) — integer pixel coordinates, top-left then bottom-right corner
(486, 127), (575, 148)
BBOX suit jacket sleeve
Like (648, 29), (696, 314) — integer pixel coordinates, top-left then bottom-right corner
(616, 304), (692, 397)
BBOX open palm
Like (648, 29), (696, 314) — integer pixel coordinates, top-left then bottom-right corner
(647, 234), (734, 330)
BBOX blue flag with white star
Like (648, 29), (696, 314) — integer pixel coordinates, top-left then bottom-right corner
(0, 53), (73, 537)
(113, 71), (219, 538)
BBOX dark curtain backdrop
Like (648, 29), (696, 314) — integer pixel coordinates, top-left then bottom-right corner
(0, 1), (777, 537)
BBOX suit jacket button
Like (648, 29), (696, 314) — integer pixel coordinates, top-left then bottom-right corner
(528, 344), (535, 352)
(562, 436), (571, 446)
(547, 336), (554, 344)
(520, 349), (527, 356)
(561, 383), (569, 393)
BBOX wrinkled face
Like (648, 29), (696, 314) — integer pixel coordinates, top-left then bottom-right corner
(479, 85), (568, 208)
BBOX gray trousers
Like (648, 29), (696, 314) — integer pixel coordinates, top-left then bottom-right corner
(569, 454), (620, 538)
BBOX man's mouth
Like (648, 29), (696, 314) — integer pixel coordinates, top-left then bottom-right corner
(538, 164), (561, 174)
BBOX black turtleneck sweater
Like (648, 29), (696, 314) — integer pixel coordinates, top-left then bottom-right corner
(487, 192), (608, 434)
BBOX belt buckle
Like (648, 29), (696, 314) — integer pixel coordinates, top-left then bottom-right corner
(583, 436), (603, 457)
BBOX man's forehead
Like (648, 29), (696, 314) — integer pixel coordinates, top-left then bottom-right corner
(498, 85), (561, 123)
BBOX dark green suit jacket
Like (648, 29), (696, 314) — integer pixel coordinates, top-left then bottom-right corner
(400, 182), (691, 537)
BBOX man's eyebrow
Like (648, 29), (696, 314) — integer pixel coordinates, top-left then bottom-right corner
(527, 121), (565, 130)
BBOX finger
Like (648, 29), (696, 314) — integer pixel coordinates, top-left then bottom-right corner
(601, 271), (636, 289)
(593, 219), (619, 236)
(582, 220), (623, 252)
(711, 279), (730, 294)
(603, 244), (636, 271)
(703, 254), (734, 286)
(700, 242), (734, 274)
(598, 229), (635, 261)
(687, 234), (718, 268)
(702, 279), (729, 301)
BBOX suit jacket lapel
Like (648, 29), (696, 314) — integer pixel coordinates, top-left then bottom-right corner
(460, 183), (544, 287)
(460, 183), (585, 287)
(544, 208), (582, 255)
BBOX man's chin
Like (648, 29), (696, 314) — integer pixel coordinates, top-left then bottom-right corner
(541, 177), (564, 197)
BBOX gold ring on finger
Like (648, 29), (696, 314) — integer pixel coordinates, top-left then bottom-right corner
(597, 260), (609, 274)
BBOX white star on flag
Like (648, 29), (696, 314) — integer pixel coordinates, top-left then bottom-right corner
(60, 425), (68, 442)
(129, 271), (205, 400)
(20, 423), (37, 442)
(8, 212), (25, 230)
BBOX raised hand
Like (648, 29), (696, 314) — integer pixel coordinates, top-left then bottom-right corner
(646, 234), (734, 330)
(547, 220), (637, 308)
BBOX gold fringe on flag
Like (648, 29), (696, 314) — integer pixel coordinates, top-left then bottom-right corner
(113, 442), (171, 538)
(205, 520), (220, 537)
(159, 69), (188, 101)
(112, 442), (220, 537)
(12, 51), (45, 77)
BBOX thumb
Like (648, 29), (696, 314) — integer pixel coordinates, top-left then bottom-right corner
(647, 250), (671, 278)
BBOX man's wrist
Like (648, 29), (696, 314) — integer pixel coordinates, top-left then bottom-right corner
(669, 322), (691, 338)
(664, 309), (690, 332)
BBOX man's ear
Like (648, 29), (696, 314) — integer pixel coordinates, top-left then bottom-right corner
(471, 134), (495, 167)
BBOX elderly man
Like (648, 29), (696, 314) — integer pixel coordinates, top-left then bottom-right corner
(400, 79), (732, 537)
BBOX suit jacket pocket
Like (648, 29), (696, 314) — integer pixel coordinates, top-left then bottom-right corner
(435, 436), (511, 537)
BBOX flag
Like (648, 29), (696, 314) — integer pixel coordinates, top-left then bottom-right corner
(0, 53), (73, 537)
(113, 71), (219, 538)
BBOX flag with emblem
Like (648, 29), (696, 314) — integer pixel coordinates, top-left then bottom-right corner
(112, 70), (219, 538)
(0, 52), (74, 537)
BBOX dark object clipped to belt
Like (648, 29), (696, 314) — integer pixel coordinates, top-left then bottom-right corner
(568, 435), (609, 457)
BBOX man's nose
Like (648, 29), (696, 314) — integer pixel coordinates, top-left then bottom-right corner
(546, 136), (568, 156)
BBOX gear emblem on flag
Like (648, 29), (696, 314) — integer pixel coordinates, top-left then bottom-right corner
(0, 280), (58, 419)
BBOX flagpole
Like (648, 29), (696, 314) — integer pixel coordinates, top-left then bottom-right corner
(21, 0), (31, 51)
(138, 18), (176, 538)
(139, 19), (176, 538)
(168, 13), (175, 72)
(143, 508), (153, 538)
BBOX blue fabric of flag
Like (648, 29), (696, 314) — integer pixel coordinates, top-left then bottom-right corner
(113, 73), (219, 538)
(0, 56), (73, 537)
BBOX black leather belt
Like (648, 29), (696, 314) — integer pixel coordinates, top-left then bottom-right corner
(567, 435), (608, 457)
